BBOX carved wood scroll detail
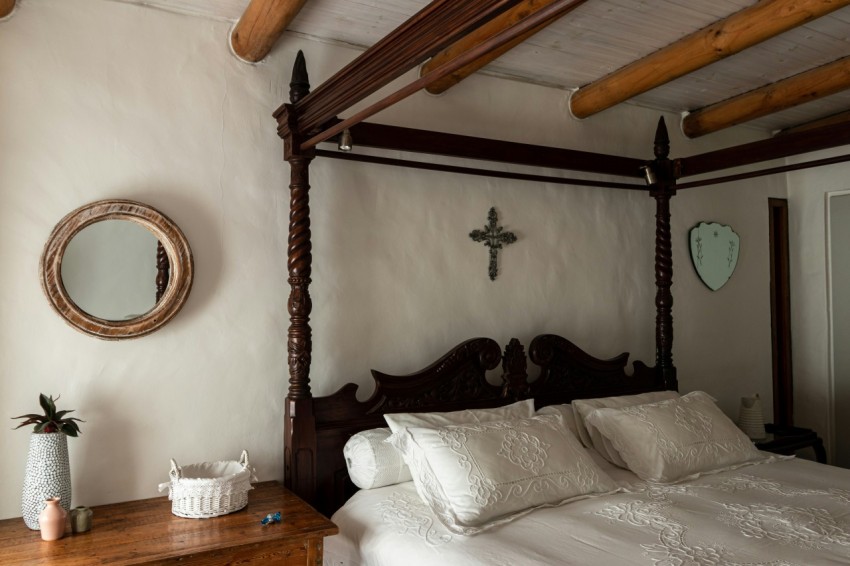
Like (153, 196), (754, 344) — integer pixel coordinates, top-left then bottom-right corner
(529, 334), (659, 403)
(369, 338), (503, 413)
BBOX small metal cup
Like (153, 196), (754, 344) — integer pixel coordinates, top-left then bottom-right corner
(70, 506), (93, 533)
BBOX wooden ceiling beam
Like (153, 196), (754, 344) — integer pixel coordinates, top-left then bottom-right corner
(678, 121), (850, 177)
(569, 0), (850, 119)
(0, 0), (15, 19)
(420, 0), (588, 95)
(231, 0), (310, 63)
(775, 109), (850, 136)
(682, 55), (850, 138)
(283, 0), (525, 136)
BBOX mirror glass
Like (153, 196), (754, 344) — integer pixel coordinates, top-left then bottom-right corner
(689, 222), (740, 291)
(61, 220), (160, 320)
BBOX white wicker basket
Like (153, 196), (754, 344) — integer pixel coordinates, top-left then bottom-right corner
(157, 450), (257, 519)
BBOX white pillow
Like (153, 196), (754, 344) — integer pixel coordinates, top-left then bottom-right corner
(585, 391), (767, 483)
(388, 413), (619, 535)
(343, 428), (412, 489)
(383, 399), (535, 434)
(535, 403), (579, 438)
(573, 390), (680, 466)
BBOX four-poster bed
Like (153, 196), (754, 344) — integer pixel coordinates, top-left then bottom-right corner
(270, 1), (850, 563)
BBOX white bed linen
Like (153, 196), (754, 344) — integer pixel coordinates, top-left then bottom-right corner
(324, 456), (850, 566)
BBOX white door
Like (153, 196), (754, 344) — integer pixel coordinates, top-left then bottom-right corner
(829, 193), (850, 468)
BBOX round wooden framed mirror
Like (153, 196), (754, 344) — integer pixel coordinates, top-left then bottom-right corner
(40, 199), (194, 340)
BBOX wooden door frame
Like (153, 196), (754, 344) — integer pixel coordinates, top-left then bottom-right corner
(769, 198), (793, 426)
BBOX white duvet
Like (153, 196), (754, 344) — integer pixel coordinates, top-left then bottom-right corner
(324, 456), (850, 566)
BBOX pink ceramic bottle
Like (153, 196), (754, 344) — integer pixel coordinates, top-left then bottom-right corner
(38, 497), (67, 541)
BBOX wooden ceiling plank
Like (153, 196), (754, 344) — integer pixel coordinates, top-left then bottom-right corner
(678, 121), (850, 177)
(0, 0), (15, 18)
(285, 0), (526, 136)
(231, 0), (311, 63)
(569, 0), (850, 119)
(420, 0), (588, 95)
(682, 55), (850, 138)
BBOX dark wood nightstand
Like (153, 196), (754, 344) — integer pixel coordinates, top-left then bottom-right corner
(754, 423), (827, 464)
(0, 481), (337, 565)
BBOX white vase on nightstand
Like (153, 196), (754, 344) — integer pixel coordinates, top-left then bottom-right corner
(739, 394), (766, 441)
(21, 432), (72, 530)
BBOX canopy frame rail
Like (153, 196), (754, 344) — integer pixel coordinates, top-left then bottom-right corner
(315, 150), (646, 190)
(677, 154), (850, 190)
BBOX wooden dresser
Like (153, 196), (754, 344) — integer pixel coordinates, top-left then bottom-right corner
(0, 481), (337, 565)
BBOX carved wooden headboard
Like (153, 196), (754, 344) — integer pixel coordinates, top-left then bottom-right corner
(303, 334), (672, 517)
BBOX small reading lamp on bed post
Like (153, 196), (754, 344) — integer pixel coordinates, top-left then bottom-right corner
(640, 164), (657, 185)
(337, 129), (353, 152)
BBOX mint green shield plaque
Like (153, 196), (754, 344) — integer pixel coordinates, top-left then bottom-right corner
(689, 222), (739, 291)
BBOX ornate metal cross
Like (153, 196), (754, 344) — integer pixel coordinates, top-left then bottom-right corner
(469, 207), (517, 281)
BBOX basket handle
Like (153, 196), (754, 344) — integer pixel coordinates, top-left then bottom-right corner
(239, 450), (258, 483)
(169, 459), (182, 480)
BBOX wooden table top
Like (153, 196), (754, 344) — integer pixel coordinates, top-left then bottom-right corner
(0, 481), (338, 565)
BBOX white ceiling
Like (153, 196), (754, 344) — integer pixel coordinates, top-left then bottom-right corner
(115, 0), (850, 133)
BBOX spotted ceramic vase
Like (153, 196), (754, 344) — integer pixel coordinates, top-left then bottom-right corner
(21, 433), (71, 530)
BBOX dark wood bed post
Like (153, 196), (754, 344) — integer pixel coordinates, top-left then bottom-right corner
(648, 117), (678, 391)
(281, 51), (318, 503)
(155, 241), (169, 303)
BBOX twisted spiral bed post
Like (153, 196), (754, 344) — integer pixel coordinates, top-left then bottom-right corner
(281, 51), (318, 502)
(649, 117), (678, 392)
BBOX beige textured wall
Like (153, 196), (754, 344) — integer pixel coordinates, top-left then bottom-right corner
(0, 0), (784, 519)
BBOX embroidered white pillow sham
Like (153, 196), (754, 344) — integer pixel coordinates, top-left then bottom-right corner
(343, 400), (535, 491)
(584, 390), (767, 483)
(383, 399), (535, 434)
(535, 403), (579, 438)
(343, 427), (412, 489)
(388, 413), (619, 535)
(572, 390), (680, 467)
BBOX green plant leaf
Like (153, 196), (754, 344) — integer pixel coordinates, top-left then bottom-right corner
(60, 423), (79, 437)
(38, 394), (58, 419)
(17, 394), (80, 436)
(11, 413), (46, 421)
(11, 418), (41, 430)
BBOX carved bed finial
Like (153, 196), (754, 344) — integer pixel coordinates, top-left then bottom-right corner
(654, 116), (670, 159)
(290, 50), (310, 104)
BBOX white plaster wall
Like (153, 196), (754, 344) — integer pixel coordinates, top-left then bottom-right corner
(786, 149), (850, 458)
(0, 0), (783, 519)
